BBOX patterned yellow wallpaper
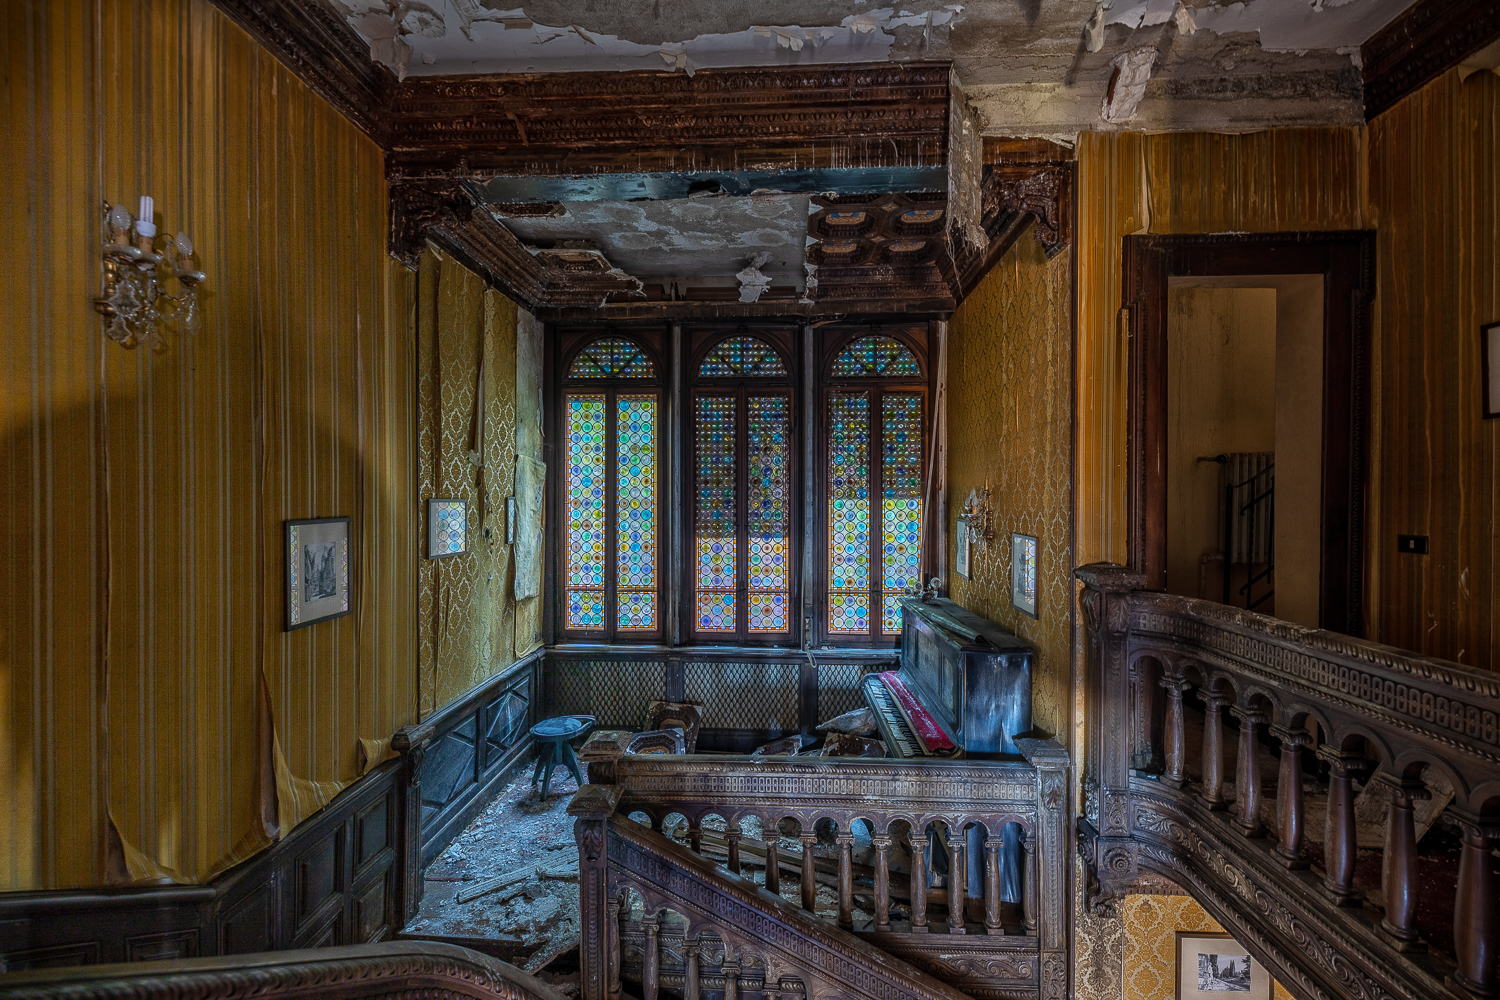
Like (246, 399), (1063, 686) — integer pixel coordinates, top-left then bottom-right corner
(946, 234), (1073, 740)
(0, 0), (418, 888)
(1122, 894), (1293, 1000)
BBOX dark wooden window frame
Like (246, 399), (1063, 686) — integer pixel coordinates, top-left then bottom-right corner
(682, 328), (800, 647)
(816, 328), (933, 649)
(1123, 231), (1375, 637)
(553, 329), (669, 644)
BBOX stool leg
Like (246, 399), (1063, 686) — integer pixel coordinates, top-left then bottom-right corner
(563, 741), (585, 788)
(532, 744), (547, 788)
(541, 741), (561, 801)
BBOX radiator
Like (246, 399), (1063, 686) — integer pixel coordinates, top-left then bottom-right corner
(1223, 452), (1274, 565)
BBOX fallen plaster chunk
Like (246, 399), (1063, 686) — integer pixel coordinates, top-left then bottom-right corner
(1101, 46), (1158, 123)
(736, 250), (775, 303)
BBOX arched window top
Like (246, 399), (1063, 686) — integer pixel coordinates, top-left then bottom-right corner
(569, 337), (654, 379)
(699, 336), (787, 378)
(830, 335), (921, 378)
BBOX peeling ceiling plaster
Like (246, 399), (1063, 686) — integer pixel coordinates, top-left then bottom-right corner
(494, 193), (812, 290)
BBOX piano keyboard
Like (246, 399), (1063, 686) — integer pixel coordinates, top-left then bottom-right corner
(861, 674), (963, 759)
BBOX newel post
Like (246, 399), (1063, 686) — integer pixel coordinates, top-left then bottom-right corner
(1018, 737), (1070, 1000)
(570, 784), (623, 1000)
(1074, 564), (1144, 843)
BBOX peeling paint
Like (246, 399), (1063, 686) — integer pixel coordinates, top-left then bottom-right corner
(1101, 46), (1157, 123)
(736, 251), (776, 302)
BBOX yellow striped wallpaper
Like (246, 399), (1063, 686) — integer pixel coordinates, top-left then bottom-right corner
(1, 0), (418, 889)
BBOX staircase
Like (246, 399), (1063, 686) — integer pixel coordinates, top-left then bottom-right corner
(569, 744), (1071, 1000)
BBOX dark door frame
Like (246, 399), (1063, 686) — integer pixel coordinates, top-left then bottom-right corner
(1123, 231), (1375, 637)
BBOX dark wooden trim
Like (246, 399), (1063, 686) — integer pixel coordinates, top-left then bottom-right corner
(1122, 231), (1375, 637)
(1361, 0), (1500, 120)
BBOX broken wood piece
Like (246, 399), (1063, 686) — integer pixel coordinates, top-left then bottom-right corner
(454, 863), (537, 903)
(539, 862), (580, 882)
(815, 707), (878, 736)
(820, 732), (887, 758)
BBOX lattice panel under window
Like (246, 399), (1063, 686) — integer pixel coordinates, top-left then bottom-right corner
(549, 659), (666, 728)
(816, 659), (891, 722)
(685, 661), (799, 733)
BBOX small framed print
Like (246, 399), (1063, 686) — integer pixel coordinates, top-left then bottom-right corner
(506, 495), (517, 545)
(1176, 932), (1271, 1000)
(427, 498), (469, 559)
(955, 519), (971, 579)
(1483, 321), (1500, 418)
(286, 517), (352, 631)
(1011, 532), (1038, 619)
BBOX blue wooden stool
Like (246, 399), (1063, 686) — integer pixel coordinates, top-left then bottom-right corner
(530, 715), (594, 801)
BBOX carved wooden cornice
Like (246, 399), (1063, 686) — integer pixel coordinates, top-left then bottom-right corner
(1361, 0), (1500, 120)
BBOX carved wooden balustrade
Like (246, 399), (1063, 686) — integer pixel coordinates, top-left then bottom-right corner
(1078, 563), (1500, 1000)
(0, 942), (567, 1000)
(570, 744), (1071, 1000)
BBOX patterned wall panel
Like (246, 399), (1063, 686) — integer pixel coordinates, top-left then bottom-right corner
(0, 0), (417, 889)
(550, 660), (667, 729)
(685, 661), (799, 733)
(1120, 894), (1293, 1000)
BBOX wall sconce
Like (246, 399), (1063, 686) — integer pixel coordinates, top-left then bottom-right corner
(958, 478), (994, 545)
(94, 196), (205, 350)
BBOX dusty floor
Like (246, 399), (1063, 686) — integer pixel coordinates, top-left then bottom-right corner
(405, 761), (584, 972)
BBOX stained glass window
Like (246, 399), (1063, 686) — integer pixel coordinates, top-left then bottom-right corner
(569, 337), (654, 379)
(615, 395), (658, 630)
(565, 394), (607, 629)
(881, 394), (924, 634)
(695, 396), (737, 633)
(827, 393), (872, 634)
(830, 335), (922, 378)
(747, 396), (791, 632)
(699, 337), (787, 378)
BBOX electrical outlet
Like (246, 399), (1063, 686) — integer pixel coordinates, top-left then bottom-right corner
(1397, 534), (1429, 555)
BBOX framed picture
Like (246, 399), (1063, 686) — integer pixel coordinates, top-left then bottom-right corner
(286, 517), (352, 631)
(1011, 532), (1038, 618)
(1176, 932), (1271, 1000)
(506, 495), (517, 545)
(427, 498), (469, 559)
(1483, 321), (1500, 418)
(955, 518), (971, 579)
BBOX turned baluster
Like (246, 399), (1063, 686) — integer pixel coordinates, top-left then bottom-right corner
(1199, 690), (1232, 809)
(1317, 746), (1367, 906)
(1159, 676), (1193, 788)
(726, 829), (742, 874)
(763, 827), (781, 895)
(800, 833), (818, 911)
(1231, 704), (1269, 837)
(1452, 813), (1499, 996)
(1022, 830), (1038, 935)
(948, 828), (967, 935)
(1375, 773), (1429, 949)
(606, 892), (623, 1000)
(873, 833), (892, 931)
(836, 831), (855, 929)
(683, 936), (701, 1000)
(721, 956), (741, 1000)
(910, 829), (929, 933)
(984, 839), (1004, 935)
(1269, 725), (1311, 868)
(642, 910), (662, 1000)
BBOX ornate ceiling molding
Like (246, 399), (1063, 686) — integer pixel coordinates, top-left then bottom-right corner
(1361, 0), (1500, 120)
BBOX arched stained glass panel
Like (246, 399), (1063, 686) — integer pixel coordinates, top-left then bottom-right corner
(699, 337), (787, 377)
(569, 337), (654, 378)
(830, 335), (921, 378)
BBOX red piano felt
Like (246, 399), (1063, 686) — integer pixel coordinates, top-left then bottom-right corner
(877, 670), (956, 752)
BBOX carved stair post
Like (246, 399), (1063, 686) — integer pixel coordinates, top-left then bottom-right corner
(983, 838), (1004, 935)
(836, 831), (855, 929)
(1316, 746), (1367, 906)
(1018, 737), (1070, 1000)
(763, 824), (781, 895)
(726, 829), (742, 874)
(642, 910), (662, 1000)
(799, 833), (818, 912)
(569, 784), (623, 1000)
(1231, 703), (1269, 837)
(1269, 725), (1311, 868)
(910, 828), (929, 933)
(683, 935), (700, 1000)
(947, 827), (967, 935)
(1159, 675), (1192, 789)
(1374, 772), (1429, 950)
(1451, 811), (1499, 996)
(873, 833), (892, 931)
(1199, 689), (1232, 810)
(606, 891), (623, 1000)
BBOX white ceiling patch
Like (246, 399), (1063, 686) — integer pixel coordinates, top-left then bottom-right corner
(1101, 46), (1158, 124)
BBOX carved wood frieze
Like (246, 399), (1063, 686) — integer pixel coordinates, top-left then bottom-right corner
(1361, 0), (1500, 121)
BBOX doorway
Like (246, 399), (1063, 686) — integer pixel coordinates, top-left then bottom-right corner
(1124, 232), (1374, 636)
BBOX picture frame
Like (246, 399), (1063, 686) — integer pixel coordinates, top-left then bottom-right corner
(427, 498), (470, 559)
(1011, 532), (1038, 619)
(955, 518), (971, 579)
(506, 495), (517, 545)
(1176, 932), (1271, 1000)
(285, 517), (352, 631)
(1483, 321), (1500, 419)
